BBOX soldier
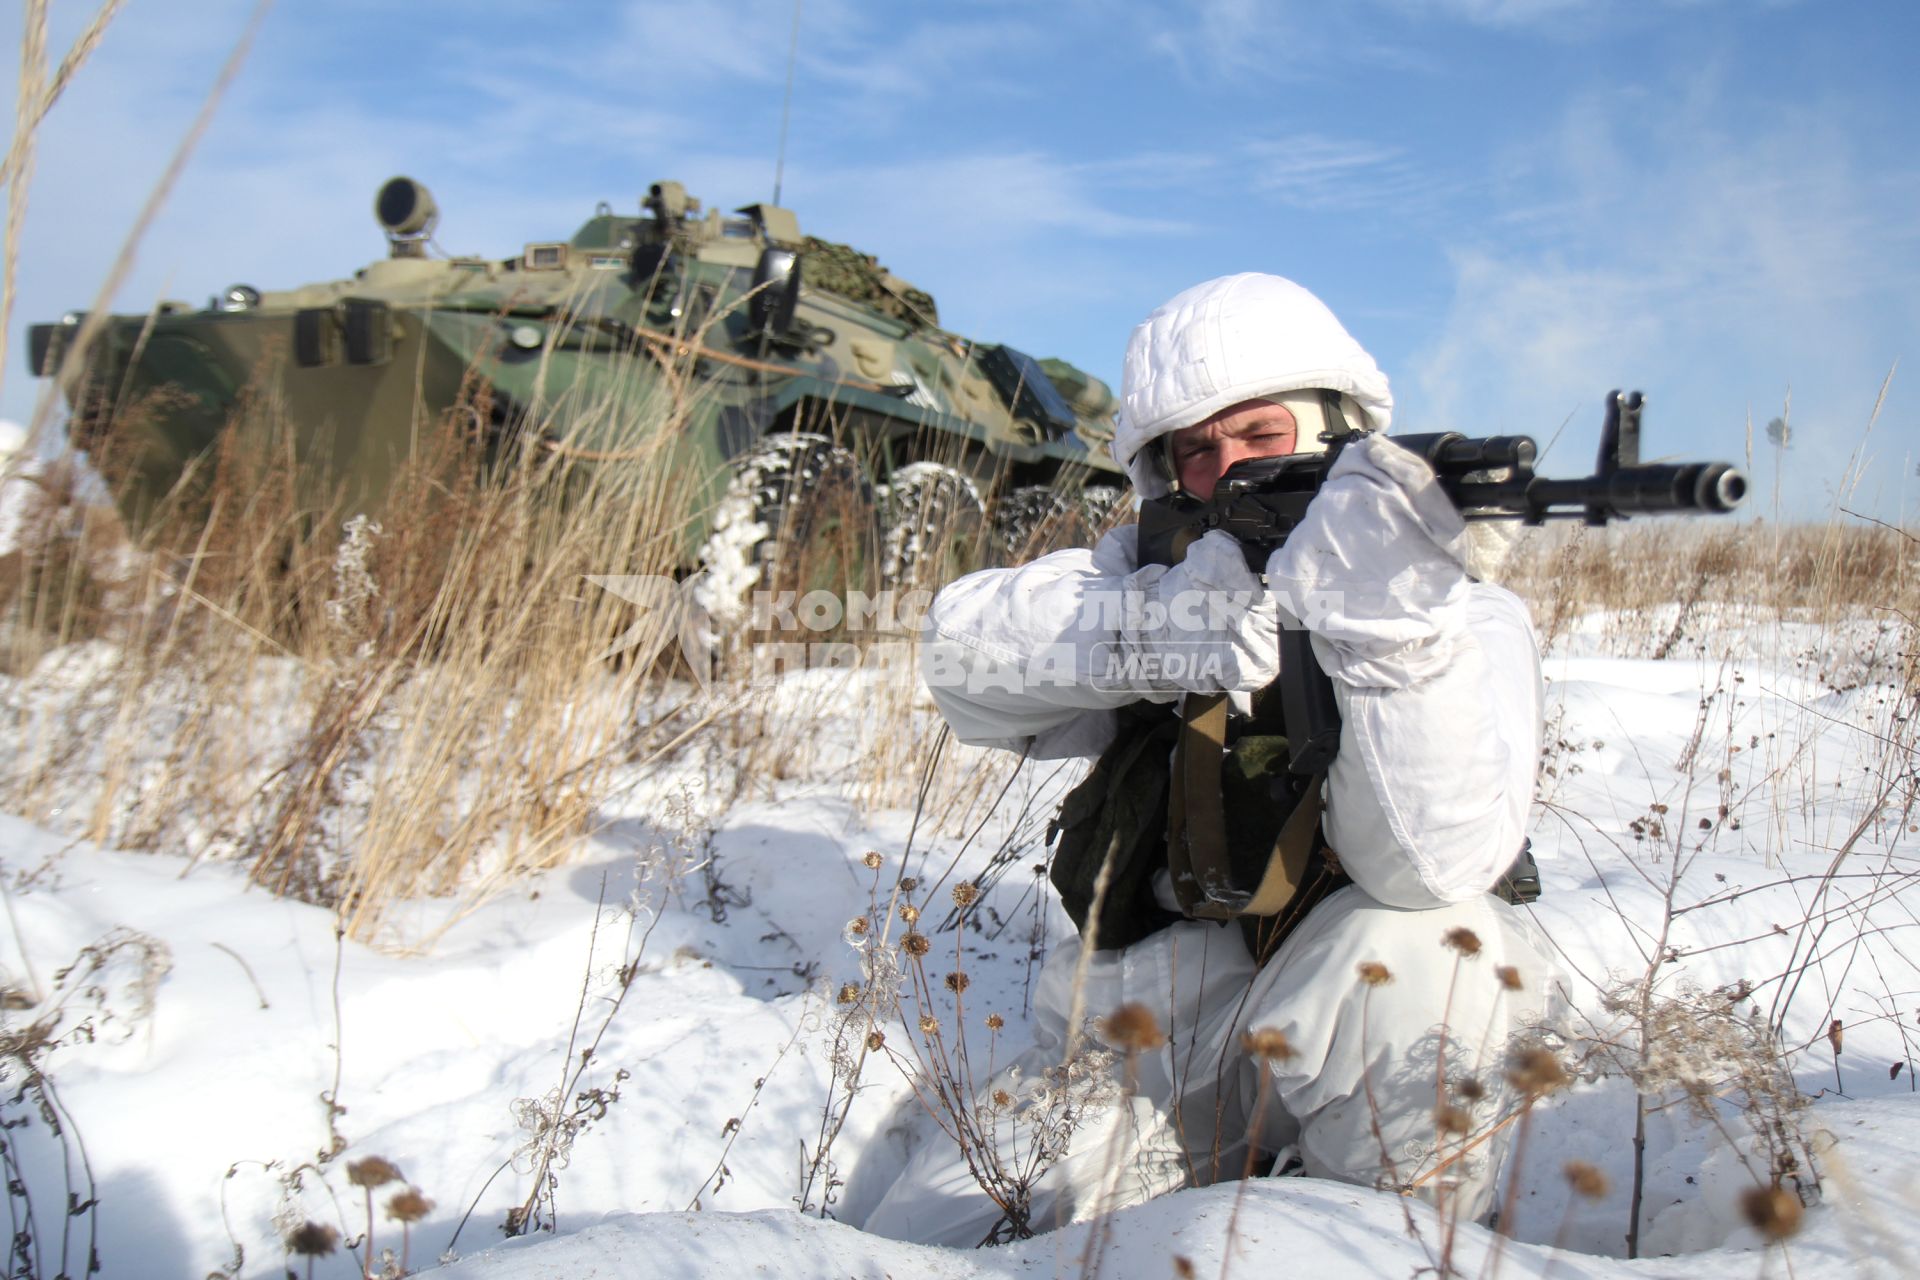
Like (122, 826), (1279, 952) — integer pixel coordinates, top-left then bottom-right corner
(862, 273), (1561, 1246)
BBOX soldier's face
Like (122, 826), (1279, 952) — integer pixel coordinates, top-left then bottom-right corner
(1167, 399), (1299, 501)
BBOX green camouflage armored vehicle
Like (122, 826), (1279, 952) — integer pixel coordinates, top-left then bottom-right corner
(26, 176), (1126, 593)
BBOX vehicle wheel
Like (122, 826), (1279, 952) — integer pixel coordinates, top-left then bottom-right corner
(1077, 484), (1127, 536)
(692, 433), (879, 631)
(992, 483), (1127, 562)
(879, 461), (986, 589)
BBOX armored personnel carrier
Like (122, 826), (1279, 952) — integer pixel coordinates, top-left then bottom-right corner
(26, 176), (1126, 589)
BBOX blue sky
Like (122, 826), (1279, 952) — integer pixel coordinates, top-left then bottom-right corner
(4, 0), (1917, 520)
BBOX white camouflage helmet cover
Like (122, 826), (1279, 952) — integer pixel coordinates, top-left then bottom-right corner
(1115, 273), (1395, 498)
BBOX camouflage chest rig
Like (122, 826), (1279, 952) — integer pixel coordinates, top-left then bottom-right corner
(1046, 681), (1347, 964)
(1046, 492), (1541, 962)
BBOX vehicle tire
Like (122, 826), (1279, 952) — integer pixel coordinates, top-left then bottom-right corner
(692, 433), (879, 631)
(1077, 484), (1127, 537)
(879, 461), (986, 589)
(992, 483), (1127, 562)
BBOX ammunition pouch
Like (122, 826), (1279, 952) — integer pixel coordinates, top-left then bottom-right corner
(1494, 840), (1542, 906)
(1046, 702), (1184, 953)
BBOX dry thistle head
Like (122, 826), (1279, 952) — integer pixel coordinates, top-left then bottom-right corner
(944, 971), (970, 994)
(1357, 961), (1393, 988)
(386, 1187), (434, 1224)
(1827, 1019), (1844, 1055)
(287, 1220), (339, 1257)
(1454, 1077), (1487, 1104)
(1433, 1104), (1472, 1137)
(1494, 965), (1524, 992)
(1442, 927), (1482, 958)
(952, 881), (980, 908)
(918, 1013), (940, 1035)
(1739, 1184), (1804, 1241)
(1242, 1027), (1296, 1062)
(899, 876), (920, 893)
(902, 932), (931, 957)
(1506, 1044), (1569, 1097)
(992, 1088), (1015, 1108)
(1563, 1161), (1609, 1200)
(846, 915), (870, 938)
(899, 903), (921, 924)
(1101, 1002), (1168, 1052)
(345, 1155), (401, 1189)
(985, 1012), (1005, 1031)
(862, 850), (883, 870)
(836, 982), (860, 1005)
(865, 1029), (885, 1051)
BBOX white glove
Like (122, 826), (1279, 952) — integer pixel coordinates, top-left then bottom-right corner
(1264, 434), (1471, 689)
(1102, 528), (1281, 695)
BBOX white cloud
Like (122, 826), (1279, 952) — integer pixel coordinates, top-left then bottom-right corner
(801, 15), (1048, 101)
(1377, 0), (1801, 31)
(1126, 0), (1318, 78)
(818, 152), (1192, 243)
(1240, 134), (1451, 213)
(1408, 72), (1919, 513)
(763, 148), (1198, 341)
(1379, 0), (1590, 26)
(1131, 0), (1805, 78)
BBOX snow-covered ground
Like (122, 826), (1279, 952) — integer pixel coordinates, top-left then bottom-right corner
(1, 607), (1916, 1279)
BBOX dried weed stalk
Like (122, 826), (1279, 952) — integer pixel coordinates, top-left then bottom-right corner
(0, 926), (170, 1280)
(830, 855), (1116, 1245)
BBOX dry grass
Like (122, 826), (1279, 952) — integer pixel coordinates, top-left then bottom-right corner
(0, 328), (1056, 946)
(3, 347), (700, 943)
(1498, 518), (1918, 660)
(12, 396), (1915, 943)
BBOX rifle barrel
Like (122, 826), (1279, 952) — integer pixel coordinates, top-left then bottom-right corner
(1524, 462), (1746, 518)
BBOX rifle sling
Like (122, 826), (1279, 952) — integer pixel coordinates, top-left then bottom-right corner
(1168, 691), (1235, 920)
(1169, 690), (1327, 924)
(1243, 770), (1324, 916)
(1158, 507), (1338, 928)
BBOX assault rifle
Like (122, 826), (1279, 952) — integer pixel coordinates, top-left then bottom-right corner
(1138, 391), (1748, 779)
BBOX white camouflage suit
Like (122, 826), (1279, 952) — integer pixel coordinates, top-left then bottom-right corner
(861, 274), (1561, 1246)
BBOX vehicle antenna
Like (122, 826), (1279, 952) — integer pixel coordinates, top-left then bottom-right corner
(772, 0), (803, 206)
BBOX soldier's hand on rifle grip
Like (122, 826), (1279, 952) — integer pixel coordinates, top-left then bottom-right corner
(1109, 528), (1282, 694)
(1263, 434), (1475, 690)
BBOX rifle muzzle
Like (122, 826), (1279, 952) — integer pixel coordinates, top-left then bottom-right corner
(1694, 462), (1748, 513)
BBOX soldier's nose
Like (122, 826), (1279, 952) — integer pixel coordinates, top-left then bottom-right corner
(1213, 440), (1258, 481)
